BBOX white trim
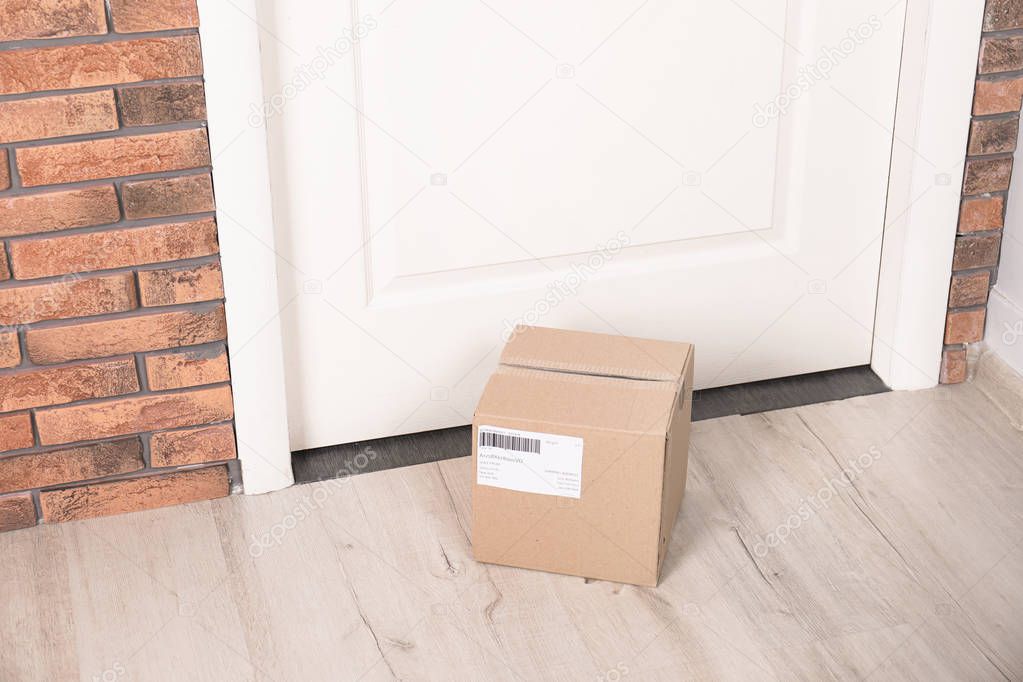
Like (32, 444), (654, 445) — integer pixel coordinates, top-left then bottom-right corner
(988, 100), (1023, 377)
(199, 1), (985, 490)
(986, 288), (1023, 376)
(872, 0), (985, 389)
(197, 0), (294, 493)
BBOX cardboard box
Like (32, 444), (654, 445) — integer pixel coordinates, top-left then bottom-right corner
(471, 326), (694, 586)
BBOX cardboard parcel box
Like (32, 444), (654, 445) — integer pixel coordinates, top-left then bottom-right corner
(472, 326), (694, 586)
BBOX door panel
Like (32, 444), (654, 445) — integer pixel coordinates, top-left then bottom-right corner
(260, 0), (906, 449)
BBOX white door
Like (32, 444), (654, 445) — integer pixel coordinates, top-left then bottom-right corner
(259, 0), (906, 451)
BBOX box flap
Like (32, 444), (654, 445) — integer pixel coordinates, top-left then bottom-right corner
(476, 366), (679, 435)
(501, 326), (692, 383)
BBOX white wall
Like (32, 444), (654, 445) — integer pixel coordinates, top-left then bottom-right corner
(988, 124), (1023, 374)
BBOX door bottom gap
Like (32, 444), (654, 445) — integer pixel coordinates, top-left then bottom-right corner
(291, 365), (889, 485)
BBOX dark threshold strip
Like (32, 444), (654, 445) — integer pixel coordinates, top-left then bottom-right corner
(292, 365), (889, 485)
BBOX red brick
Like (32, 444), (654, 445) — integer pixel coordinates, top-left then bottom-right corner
(0, 413), (34, 453)
(944, 309), (987, 344)
(26, 306), (227, 365)
(0, 358), (139, 413)
(967, 117), (1019, 156)
(0, 0), (107, 41)
(0, 332), (20, 368)
(0, 36), (203, 97)
(0, 494), (36, 533)
(948, 271), (991, 308)
(959, 195), (1005, 233)
(984, 0), (1023, 30)
(0, 250), (9, 281)
(138, 261), (224, 307)
(118, 82), (207, 127)
(0, 274), (137, 326)
(963, 157), (1013, 195)
(0, 186), (120, 239)
(146, 345), (229, 391)
(953, 234), (1002, 270)
(122, 174), (215, 220)
(40, 465), (228, 523)
(974, 77), (1023, 115)
(35, 385), (234, 445)
(9, 219), (218, 279)
(150, 424), (236, 467)
(0, 91), (117, 145)
(939, 348), (967, 384)
(0, 150), (9, 190)
(980, 36), (1023, 74)
(16, 128), (211, 187)
(109, 0), (199, 32)
(0, 438), (143, 494)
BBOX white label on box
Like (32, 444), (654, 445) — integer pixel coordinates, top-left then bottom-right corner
(476, 425), (584, 499)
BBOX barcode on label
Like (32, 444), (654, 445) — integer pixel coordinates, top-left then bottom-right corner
(479, 430), (541, 454)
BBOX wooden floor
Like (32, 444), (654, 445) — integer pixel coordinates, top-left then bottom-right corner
(2, 381), (1021, 681)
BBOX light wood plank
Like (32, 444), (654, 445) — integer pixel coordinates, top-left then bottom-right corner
(0, 524), (78, 681)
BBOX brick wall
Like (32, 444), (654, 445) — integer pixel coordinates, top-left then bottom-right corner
(0, 0), (236, 533)
(942, 0), (1023, 382)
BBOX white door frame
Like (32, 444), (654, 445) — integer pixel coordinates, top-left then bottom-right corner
(197, 0), (984, 494)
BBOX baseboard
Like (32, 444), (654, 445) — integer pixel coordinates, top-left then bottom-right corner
(985, 288), (1023, 377)
(973, 347), (1023, 431)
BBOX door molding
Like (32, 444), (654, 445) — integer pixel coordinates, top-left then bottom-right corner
(196, 0), (293, 494)
(872, 0), (984, 390)
(198, 0), (984, 493)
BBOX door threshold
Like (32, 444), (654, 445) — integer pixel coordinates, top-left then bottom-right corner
(292, 365), (889, 485)
(691, 365), (888, 421)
